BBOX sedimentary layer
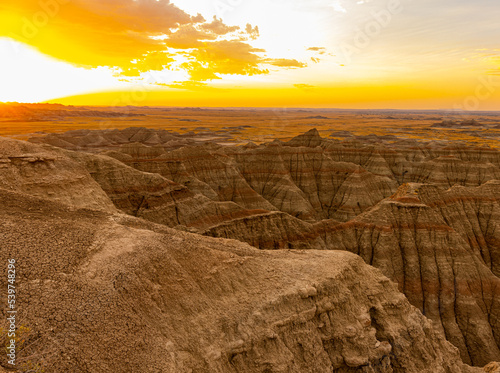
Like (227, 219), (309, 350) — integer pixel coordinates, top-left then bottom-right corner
(0, 188), (482, 372)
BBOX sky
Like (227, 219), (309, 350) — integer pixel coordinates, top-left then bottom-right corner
(0, 0), (499, 109)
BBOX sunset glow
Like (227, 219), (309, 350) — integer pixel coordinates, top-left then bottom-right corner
(0, 0), (499, 109)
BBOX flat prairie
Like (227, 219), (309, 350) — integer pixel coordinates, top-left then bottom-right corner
(1, 103), (499, 147)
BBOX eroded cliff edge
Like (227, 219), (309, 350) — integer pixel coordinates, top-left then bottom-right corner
(0, 188), (482, 372)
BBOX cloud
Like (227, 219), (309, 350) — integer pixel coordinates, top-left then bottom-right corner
(294, 84), (316, 92)
(1, 0), (196, 70)
(307, 47), (326, 52)
(188, 41), (268, 79)
(72, 0), (198, 33)
(468, 49), (500, 76)
(0, 0), (303, 82)
(180, 61), (222, 81)
(268, 59), (307, 68)
(245, 24), (260, 40)
(121, 51), (176, 77)
(165, 25), (217, 49)
(311, 57), (321, 63)
(307, 47), (326, 55)
(200, 16), (240, 35)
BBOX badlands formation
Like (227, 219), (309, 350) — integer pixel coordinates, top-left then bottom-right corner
(0, 124), (500, 372)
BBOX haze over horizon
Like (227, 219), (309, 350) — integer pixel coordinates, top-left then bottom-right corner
(1, 0), (499, 109)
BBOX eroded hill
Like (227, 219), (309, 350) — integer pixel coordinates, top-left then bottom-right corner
(1, 129), (500, 371)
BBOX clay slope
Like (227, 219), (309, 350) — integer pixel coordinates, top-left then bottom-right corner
(92, 137), (397, 249)
(324, 183), (500, 366)
(57, 148), (327, 251)
(0, 140), (322, 255)
(140, 144), (278, 211)
(224, 141), (397, 222)
(32, 127), (500, 223)
(29, 126), (224, 151)
(103, 133), (397, 223)
(31, 128), (400, 222)
(203, 211), (326, 250)
(0, 137), (116, 212)
(319, 133), (500, 186)
(0, 189), (481, 373)
(417, 181), (500, 276)
(60, 148), (265, 230)
(407, 156), (500, 187)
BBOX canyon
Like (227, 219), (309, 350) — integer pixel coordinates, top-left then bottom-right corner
(1, 108), (500, 372)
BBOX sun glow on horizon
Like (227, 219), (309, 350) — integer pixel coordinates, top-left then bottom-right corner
(0, 38), (125, 103)
(0, 0), (499, 109)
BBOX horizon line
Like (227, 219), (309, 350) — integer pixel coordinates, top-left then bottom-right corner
(2, 101), (500, 114)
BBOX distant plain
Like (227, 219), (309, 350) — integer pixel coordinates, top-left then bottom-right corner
(1, 103), (499, 147)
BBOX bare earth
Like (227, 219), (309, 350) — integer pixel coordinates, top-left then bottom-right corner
(0, 103), (500, 372)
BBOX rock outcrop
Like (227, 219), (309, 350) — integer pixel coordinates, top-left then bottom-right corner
(324, 182), (500, 366)
(0, 137), (116, 212)
(203, 211), (326, 250)
(225, 143), (398, 222)
(14, 128), (500, 368)
(61, 149), (259, 230)
(0, 188), (482, 372)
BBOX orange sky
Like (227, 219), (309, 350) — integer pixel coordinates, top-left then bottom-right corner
(0, 0), (499, 109)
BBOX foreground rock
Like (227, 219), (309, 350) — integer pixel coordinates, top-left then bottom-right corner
(0, 189), (481, 372)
